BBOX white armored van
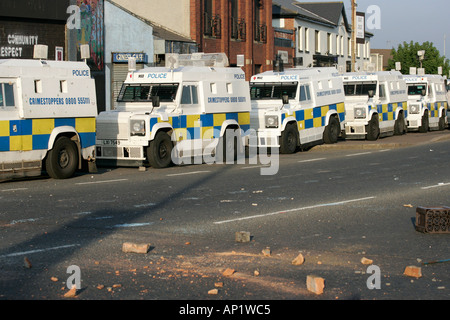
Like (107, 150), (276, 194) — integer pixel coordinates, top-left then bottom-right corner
(404, 75), (448, 132)
(342, 71), (408, 140)
(0, 59), (97, 180)
(249, 67), (345, 154)
(95, 53), (251, 168)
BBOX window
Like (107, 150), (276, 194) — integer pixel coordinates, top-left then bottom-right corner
(327, 33), (332, 54)
(344, 82), (377, 96)
(305, 28), (310, 52)
(34, 80), (42, 93)
(117, 83), (179, 103)
(315, 30), (320, 53)
(298, 27), (304, 52)
(379, 84), (386, 99)
(0, 83), (15, 108)
(226, 83), (233, 94)
(60, 80), (68, 93)
(204, 0), (221, 38)
(408, 84), (427, 95)
(181, 85), (199, 105)
(210, 83), (217, 94)
(348, 38), (352, 57)
(250, 82), (298, 100)
(336, 35), (340, 56)
(299, 85), (311, 102)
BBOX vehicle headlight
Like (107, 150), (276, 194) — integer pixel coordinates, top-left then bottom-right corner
(409, 104), (421, 114)
(130, 120), (146, 136)
(354, 107), (367, 119)
(265, 115), (279, 128)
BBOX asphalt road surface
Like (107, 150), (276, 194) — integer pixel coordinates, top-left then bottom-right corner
(1, 130), (449, 305)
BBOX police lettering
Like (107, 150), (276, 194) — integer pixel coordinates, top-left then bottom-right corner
(147, 73), (167, 79)
(280, 75), (298, 81)
(73, 70), (90, 77)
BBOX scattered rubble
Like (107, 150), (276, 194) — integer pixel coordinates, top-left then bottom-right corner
(222, 268), (235, 277)
(122, 242), (151, 254)
(235, 231), (251, 243)
(261, 247), (271, 257)
(361, 257), (373, 265)
(23, 257), (32, 269)
(306, 275), (325, 295)
(292, 253), (305, 266)
(64, 285), (77, 298)
(208, 288), (218, 295)
(403, 266), (422, 278)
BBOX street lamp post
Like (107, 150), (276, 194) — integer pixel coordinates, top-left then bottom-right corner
(351, 0), (357, 72)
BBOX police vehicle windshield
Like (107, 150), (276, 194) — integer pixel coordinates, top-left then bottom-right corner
(117, 83), (179, 103)
(407, 84), (427, 95)
(344, 82), (377, 96)
(250, 82), (297, 100)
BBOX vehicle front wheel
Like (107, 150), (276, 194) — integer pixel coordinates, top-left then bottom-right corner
(280, 124), (298, 154)
(438, 114), (446, 131)
(45, 136), (79, 179)
(366, 115), (380, 141)
(394, 112), (406, 135)
(419, 112), (429, 133)
(147, 131), (173, 168)
(323, 116), (340, 144)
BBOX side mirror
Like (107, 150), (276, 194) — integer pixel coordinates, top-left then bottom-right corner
(282, 94), (289, 105)
(152, 96), (160, 108)
(368, 90), (375, 98)
(421, 89), (426, 97)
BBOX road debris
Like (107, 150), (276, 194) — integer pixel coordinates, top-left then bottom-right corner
(235, 231), (251, 243)
(261, 247), (271, 257)
(403, 266), (422, 278)
(422, 258), (450, 265)
(64, 285), (77, 298)
(23, 257), (32, 269)
(306, 275), (325, 295)
(222, 268), (235, 277)
(361, 257), (373, 265)
(122, 242), (151, 254)
(292, 253), (305, 266)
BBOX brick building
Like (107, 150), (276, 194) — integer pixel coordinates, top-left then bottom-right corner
(0, 0), (70, 60)
(189, 0), (274, 79)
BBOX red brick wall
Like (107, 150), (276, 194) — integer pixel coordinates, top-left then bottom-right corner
(190, 0), (273, 80)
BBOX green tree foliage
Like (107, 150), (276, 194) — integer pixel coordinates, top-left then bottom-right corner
(388, 41), (450, 76)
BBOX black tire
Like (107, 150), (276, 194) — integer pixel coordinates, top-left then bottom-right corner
(147, 131), (173, 168)
(419, 112), (429, 133)
(217, 127), (240, 163)
(45, 136), (79, 179)
(323, 116), (340, 144)
(394, 112), (406, 135)
(366, 115), (380, 141)
(280, 123), (298, 154)
(438, 114), (446, 131)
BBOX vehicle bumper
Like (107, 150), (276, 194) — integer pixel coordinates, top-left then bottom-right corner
(248, 130), (280, 148)
(344, 121), (368, 139)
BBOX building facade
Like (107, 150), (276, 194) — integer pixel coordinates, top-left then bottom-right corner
(273, 1), (373, 72)
(0, 0), (69, 61)
(190, 0), (274, 79)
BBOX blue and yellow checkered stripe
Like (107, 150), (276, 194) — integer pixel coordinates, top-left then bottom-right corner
(371, 102), (407, 122)
(149, 112), (250, 141)
(427, 102), (447, 118)
(0, 118), (96, 152)
(281, 103), (345, 131)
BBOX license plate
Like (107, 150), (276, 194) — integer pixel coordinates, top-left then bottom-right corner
(102, 139), (120, 146)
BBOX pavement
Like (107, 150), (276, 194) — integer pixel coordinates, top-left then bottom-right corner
(314, 128), (450, 151)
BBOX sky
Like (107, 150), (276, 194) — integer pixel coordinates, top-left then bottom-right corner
(298, 0), (450, 59)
